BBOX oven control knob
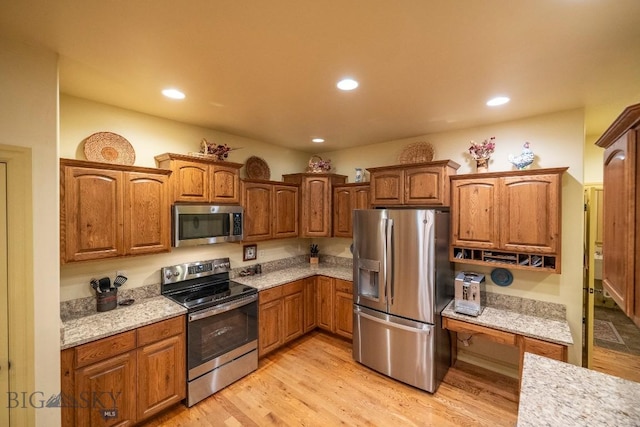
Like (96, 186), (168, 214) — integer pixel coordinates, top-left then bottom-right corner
(165, 270), (174, 280)
(173, 271), (180, 277)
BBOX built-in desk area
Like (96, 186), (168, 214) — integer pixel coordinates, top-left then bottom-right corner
(441, 296), (573, 387)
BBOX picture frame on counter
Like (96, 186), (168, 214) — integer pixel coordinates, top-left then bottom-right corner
(243, 244), (257, 261)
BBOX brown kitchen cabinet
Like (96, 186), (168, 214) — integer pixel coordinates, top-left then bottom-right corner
(316, 276), (334, 332)
(282, 173), (347, 237)
(303, 277), (317, 333)
(316, 276), (353, 339)
(155, 153), (242, 204)
(258, 292), (284, 357)
(283, 280), (304, 342)
(333, 279), (354, 339)
(258, 276), (353, 358)
(367, 160), (460, 207)
(74, 350), (137, 426)
(450, 167), (567, 273)
(258, 281), (305, 357)
(595, 103), (640, 327)
(273, 184), (299, 238)
(135, 319), (186, 421)
(60, 159), (171, 264)
(333, 183), (370, 237)
(242, 180), (298, 242)
(60, 316), (185, 427)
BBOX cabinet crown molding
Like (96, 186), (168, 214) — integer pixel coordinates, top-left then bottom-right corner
(366, 159), (460, 172)
(595, 103), (640, 149)
(60, 158), (172, 175)
(154, 152), (243, 169)
(451, 167), (568, 180)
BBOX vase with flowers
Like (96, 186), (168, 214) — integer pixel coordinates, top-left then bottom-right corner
(468, 136), (496, 173)
(200, 138), (237, 161)
(307, 155), (332, 173)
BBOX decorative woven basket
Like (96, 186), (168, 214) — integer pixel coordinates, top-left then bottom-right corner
(307, 155), (331, 173)
(245, 156), (271, 180)
(398, 142), (435, 164)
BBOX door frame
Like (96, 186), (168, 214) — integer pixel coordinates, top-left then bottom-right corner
(0, 146), (34, 426)
(583, 185), (603, 368)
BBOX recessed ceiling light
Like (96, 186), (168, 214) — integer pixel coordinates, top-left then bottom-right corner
(162, 88), (186, 100)
(337, 78), (359, 91)
(486, 96), (510, 106)
(312, 138), (325, 143)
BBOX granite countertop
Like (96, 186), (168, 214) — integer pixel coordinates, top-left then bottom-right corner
(232, 264), (352, 290)
(61, 296), (186, 350)
(442, 300), (573, 346)
(517, 353), (640, 426)
(60, 263), (352, 350)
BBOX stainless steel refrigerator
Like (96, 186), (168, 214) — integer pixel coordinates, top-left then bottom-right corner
(352, 208), (453, 393)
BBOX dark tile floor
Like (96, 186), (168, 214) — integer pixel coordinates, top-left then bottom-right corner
(594, 305), (640, 356)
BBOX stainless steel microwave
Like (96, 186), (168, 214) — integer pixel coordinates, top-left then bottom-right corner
(173, 204), (243, 247)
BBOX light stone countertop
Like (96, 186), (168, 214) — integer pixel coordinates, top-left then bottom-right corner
(60, 264), (351, 350)
(517, 352), (640, 426)
(442, 300), (573, 346)
(61, 296), (186, 350)
(232, 264), (353, 290)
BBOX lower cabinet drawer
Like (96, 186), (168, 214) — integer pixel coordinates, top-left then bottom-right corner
(443, 317), (517, 346)
(137, 316), (185, 347)
(75, 330), (136, 368)
(520, 336), (567, 361)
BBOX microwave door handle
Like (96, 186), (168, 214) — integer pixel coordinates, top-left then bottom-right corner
(385, 218), (394, 306)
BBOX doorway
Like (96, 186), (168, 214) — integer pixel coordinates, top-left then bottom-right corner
(0, 146), (34, 426)
(584, 184), (640, 381)
(0, 163), (8, 427)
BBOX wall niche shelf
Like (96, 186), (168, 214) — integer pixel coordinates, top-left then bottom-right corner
(452, 247), (557, 273)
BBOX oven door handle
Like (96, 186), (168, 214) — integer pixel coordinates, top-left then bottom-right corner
(188, 293), (258, 322)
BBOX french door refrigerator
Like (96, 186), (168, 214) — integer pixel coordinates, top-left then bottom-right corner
(352, 208), (453, 393)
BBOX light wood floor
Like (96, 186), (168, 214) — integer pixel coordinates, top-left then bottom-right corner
(592, 345), (640, 383)
(142, 331), (519, 427)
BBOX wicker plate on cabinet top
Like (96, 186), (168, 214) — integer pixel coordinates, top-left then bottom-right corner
(398, 141), (434, 164)
(83, 132), (136, 165)
(245, 156), (271, 180)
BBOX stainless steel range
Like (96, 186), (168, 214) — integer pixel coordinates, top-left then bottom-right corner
(161, 258), (258, 407)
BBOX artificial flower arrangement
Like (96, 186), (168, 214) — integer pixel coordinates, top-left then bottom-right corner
(468, 136), (496, 160)
(200, 138), (235, 160)
(307, 155), (332, 173)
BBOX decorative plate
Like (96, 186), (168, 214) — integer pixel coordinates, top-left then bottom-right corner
(83, 132), (136, 165)
(245, 156), (271, 180)
(491, 268), (514, 287)
(398, 142), (435, 164)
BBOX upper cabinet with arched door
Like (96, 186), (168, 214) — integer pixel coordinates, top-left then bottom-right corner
(595, 103), (640, 328)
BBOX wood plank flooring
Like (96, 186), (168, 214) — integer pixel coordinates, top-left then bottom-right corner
(592, 345), (640, 383)
(141, 332), (519, 427)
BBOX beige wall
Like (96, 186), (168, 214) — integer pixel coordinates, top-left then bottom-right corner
(60, 238), (308, 301)
(1, 38), (60, 426)
(60, 94), (310, 176)
(584, 134), (604, 184)
(59, 96), (312, 301)
(321, 109), (586, 367)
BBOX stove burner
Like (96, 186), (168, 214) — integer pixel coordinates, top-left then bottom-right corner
(163, 279), (256, 310)
(161, 258), (257, 311)
(185, 289), (231, 303)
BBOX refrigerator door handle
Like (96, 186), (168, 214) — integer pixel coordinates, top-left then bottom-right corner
(354, 308), (432, 335)
(385, 218), (394, 305)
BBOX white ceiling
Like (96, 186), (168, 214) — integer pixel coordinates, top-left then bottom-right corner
(2, 0), (640, 152)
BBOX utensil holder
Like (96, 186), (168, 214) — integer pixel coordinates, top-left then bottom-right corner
(97, 288), (117, 312)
